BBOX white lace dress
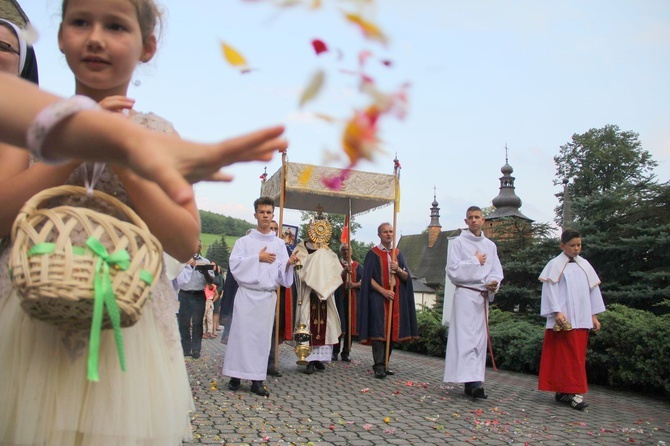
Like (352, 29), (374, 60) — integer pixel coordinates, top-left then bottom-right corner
(0, 113), (194, 446)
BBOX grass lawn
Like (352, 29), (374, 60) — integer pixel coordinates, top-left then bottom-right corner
(200, 233), (239, 254)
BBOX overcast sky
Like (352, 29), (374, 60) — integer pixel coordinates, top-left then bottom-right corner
(20, 0), (670, 244)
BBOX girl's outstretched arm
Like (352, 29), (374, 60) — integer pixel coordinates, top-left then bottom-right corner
(0, 74), (287, 205)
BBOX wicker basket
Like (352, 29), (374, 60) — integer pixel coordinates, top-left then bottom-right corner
(9, 185), (163, 330)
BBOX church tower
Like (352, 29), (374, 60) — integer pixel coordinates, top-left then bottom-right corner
(427, 187), (442, 248)
(484, 147), (533, 240)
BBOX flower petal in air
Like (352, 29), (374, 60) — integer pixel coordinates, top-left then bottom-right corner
(311, 39), (328, 55)
(314, 112), (337, 123)
(343, 12), (388, 45)
(220, 41), (247, 68)
(21, 23), (39, 45)
(342, 106), (382, 165)
(299, 69), (326, 108)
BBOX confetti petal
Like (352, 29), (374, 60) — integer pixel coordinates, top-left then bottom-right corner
(314, 112), (338, 123)
(311, 38), (328, 55)
(220, 41), (248, 67)
(343, 12), (388, 44)
(21, 23), (39, 45)
(299, 69), (325, 108)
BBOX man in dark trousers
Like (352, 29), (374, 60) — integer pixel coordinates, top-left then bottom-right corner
(358, 223), (419, 379)
(176, 240), (213, 359)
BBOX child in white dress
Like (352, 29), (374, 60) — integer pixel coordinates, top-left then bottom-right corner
(0, 0), (286, 444)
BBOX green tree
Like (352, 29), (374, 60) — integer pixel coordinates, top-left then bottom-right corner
(350, 239), (374, 264)
(200, 210), (254, 237)
(553, 124), (668, 314)
(205, 234), (231, 269)
(491, 222), (557, 314)
(573, 181), (670, 314)
(553, 124), (657, 226)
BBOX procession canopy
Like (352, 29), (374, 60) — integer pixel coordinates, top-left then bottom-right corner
(261, 162), (396, 215)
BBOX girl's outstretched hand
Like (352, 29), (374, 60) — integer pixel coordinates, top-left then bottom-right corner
(125, 125), (287, 205)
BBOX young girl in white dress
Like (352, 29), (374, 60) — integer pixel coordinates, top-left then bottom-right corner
(0, 0), (231, 444)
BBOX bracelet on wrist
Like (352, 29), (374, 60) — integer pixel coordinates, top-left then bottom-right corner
(26, 95), (101, 164)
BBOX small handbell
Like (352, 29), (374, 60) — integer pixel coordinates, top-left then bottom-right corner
(553, 320), (573, 332)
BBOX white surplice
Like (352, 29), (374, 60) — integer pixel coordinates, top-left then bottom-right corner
(222, 230), (294, 380)
(443, 230), (504, 383)
(539, 254), (605, 330)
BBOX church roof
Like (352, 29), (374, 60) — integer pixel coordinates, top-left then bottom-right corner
(487, 207), (533, 221)
(489, 156), (533, 222)
(398, 228), (461, 288)
(412, 277), (436, 293)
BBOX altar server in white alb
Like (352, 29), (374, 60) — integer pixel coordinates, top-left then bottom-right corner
(443, 206), (503, 399)
(223, 196), (299, 397)
(537, 229), (605, 410)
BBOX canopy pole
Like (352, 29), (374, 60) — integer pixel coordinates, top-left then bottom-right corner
(274, 150), (287, 371)
(346, 198), (353, 355)
(385, 156), (401, 370)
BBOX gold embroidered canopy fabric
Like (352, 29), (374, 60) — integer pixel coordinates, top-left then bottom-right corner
(261, 162), (396, 215)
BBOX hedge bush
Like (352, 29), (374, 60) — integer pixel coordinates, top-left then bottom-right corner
(587, 303), (670, 395)
(488, 309), (544, 374)
(396, 308), (447, 357)
(398, 304), (669, 396)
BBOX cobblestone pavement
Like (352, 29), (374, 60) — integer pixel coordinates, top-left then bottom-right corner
(183, 336), (669, 445)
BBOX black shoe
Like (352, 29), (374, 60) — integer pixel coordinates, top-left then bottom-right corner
(183, 352), (192, 357)
(250, 381), (270, 397)
(341, 354), (351, 362)
(305, 363), (315, 374)
(556, 393), (588, 410)
(191, 352), (201, 359)
(267, 368), (283, 378)
(384, 369), (395, 376)
(313, 361), (325, 371)
(331, 355), (339, 361)
(374, 370), (386, 379)
(227, 378), (241, 391)
(471, 386), (488, 399)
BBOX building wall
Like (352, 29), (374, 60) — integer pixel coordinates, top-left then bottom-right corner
(414, 292), (436, 311)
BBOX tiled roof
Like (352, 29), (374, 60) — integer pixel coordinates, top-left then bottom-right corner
(398, 228), (461, 289)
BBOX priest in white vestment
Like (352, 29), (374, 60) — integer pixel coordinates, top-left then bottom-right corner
(222, 197), (298, 397)
(292, 213), (343, 374)
(443, 206), (503, 399)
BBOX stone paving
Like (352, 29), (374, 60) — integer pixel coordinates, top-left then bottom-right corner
(183, 336), (669, 445)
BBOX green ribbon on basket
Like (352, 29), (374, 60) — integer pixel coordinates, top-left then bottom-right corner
(27, 240), (155, 381)
(84, 236), (130, 382)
